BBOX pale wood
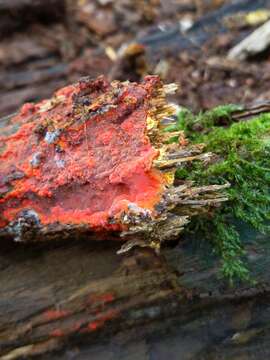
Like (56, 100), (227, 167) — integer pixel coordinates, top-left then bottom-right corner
(228, 19), (270, 60)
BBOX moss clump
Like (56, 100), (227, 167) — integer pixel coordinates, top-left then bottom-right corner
(168, 106), (270, 284)
(165, 104), (241, 135)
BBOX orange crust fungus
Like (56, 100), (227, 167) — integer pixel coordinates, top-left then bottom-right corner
(0, 75), (227, 248)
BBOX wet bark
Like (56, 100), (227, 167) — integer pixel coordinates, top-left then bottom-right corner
(0, 235), (270, 359)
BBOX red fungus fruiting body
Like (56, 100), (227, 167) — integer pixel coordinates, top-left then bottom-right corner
(0, 76), (170, 240)
(0, 75), (227, 246)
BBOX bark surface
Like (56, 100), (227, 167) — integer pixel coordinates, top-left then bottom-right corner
(0, 234), (270, 359)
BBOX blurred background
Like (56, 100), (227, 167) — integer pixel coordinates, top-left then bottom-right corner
(1, 0), (270, 117)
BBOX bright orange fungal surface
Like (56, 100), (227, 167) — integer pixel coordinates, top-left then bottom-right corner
(0, 75), (167, 235)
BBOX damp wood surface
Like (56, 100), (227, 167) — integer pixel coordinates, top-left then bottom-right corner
(0, 227), (270, 359)
(0, 84), (270, 360)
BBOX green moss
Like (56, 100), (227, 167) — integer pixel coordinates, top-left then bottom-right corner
(169, 104), (242, 136)
(170, 106), (270, 284)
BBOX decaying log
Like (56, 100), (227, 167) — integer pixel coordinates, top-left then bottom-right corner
(1, 89), (270, 359)
(0, 232), (270, 359)
(0, 75), (227, 249)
